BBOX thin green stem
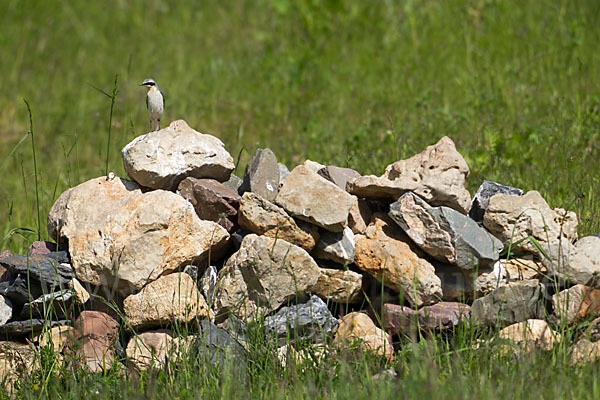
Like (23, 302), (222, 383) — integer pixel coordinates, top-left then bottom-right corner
(23, 99), (41, 241)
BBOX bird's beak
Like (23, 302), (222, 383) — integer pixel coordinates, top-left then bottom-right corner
(139, 83), (145, 86)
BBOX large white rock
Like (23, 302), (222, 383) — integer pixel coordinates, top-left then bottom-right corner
(123, 273), (210, 330)
(483, 190), (577, 254)
(347, 137), (471, 213)
(122, 120), (235, 191)
(214, 234), (321, 321)
(49, 176), (230, 297)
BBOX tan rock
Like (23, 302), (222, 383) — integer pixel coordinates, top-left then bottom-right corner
(126, 330), (178, 372)
(275, 165), (354, 232)
(570, 339), (600, 366)
(498, 319), (560, 352)
(347, 196), (371, 235)
(347, 137), (471, 213)
(311, 268), (363, 303)
(483, 190), (577, 254)
(333, 312), (393, 359)
(47, 175), (142, 246)
(122, 119), (235, 191)
(215, 234), (320, 321)
(69, 278), (90, 304)
(0, 341), (37, 394)
(36, 325), (73, 352)
(69, 188), (229, 296)
(502, 258), (545, 281)
(552, 284), (600, 325)
(124, 273), (209, 330)
(237, 192), (319, 251)
(354, 213), (442, 307)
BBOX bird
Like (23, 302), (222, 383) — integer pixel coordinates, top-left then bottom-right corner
(139, 78), (165, 131)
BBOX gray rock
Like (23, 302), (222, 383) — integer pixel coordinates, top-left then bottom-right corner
(0, 255), (74, 290)
(469, 180), (523, 223)
(0, 319), (68, 337)
(177, 177), (241, 232)
(275, 165), (354, 232)
(471, 280), (545, 327)
(193, 320), (247, 370)
(223, 174), (243, 193)
(0, 296), (12, 326)
(278, 163), (290, 185)
(19, 289), (75, 320)
(389, 192), (503, 270)
(183, 265), (199, 281)
(200, 265), (218, 305)
(122, 119), (235, 191)
(312, 227), (355, 265)
(263, 295), (338, 345)
(317, 166), (361, 190)
(0, 275), (43, 306)
(239, 148), (280, 202)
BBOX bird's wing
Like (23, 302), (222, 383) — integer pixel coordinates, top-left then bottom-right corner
(146, 94), (149, 110)
(162, 91), (166, 109)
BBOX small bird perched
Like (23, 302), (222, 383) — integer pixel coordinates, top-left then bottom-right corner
(139, 78), (165, 131)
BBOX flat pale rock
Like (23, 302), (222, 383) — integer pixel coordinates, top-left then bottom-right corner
(543, 236), (600, 288)
(124, 273), (210, 330)
(354, 213), (442, 307)
(317, 165), (361, 190)
(502, 258), (545, 281)
(275, 165), (354, 232)
(0, 295), (11, 326)
(214, 234), (320, 321)
(347, 137), (471, 213)
(312, 227), (355, 265)
(238, 192), (319, 251)
(552, 284), (600, 325)
(239, 148), (280, 202)
(68, 188), (229, 296)
(483, 190), (578, 254)
(122, 119), (234, 191)
(333, 312), (393, 360)
(499, 319), (560, 352)
(311, 268), (363, 303)
(389, 192), (503, 270)
(469, 180), (523, 223)
(177, 177), (241, 232)
(471, 280), (545, 327)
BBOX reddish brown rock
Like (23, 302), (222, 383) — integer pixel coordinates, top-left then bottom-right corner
(67, 311), (120, 373)
(382, 302), (470, 335)
(177, 177), (241, 232)
(28, 241), (57, 256)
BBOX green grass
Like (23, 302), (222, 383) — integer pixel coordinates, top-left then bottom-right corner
(1, 0), (600, 398)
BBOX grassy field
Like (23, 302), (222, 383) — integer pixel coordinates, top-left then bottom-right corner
(1, 0), (600, 398)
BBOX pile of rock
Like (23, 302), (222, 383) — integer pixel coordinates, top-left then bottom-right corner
(0, 119), (599, 388)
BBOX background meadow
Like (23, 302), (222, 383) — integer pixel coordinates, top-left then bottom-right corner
(1, 1), (600, 398)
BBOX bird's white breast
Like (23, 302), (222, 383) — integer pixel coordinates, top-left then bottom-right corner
(147, 87), (164, 117)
